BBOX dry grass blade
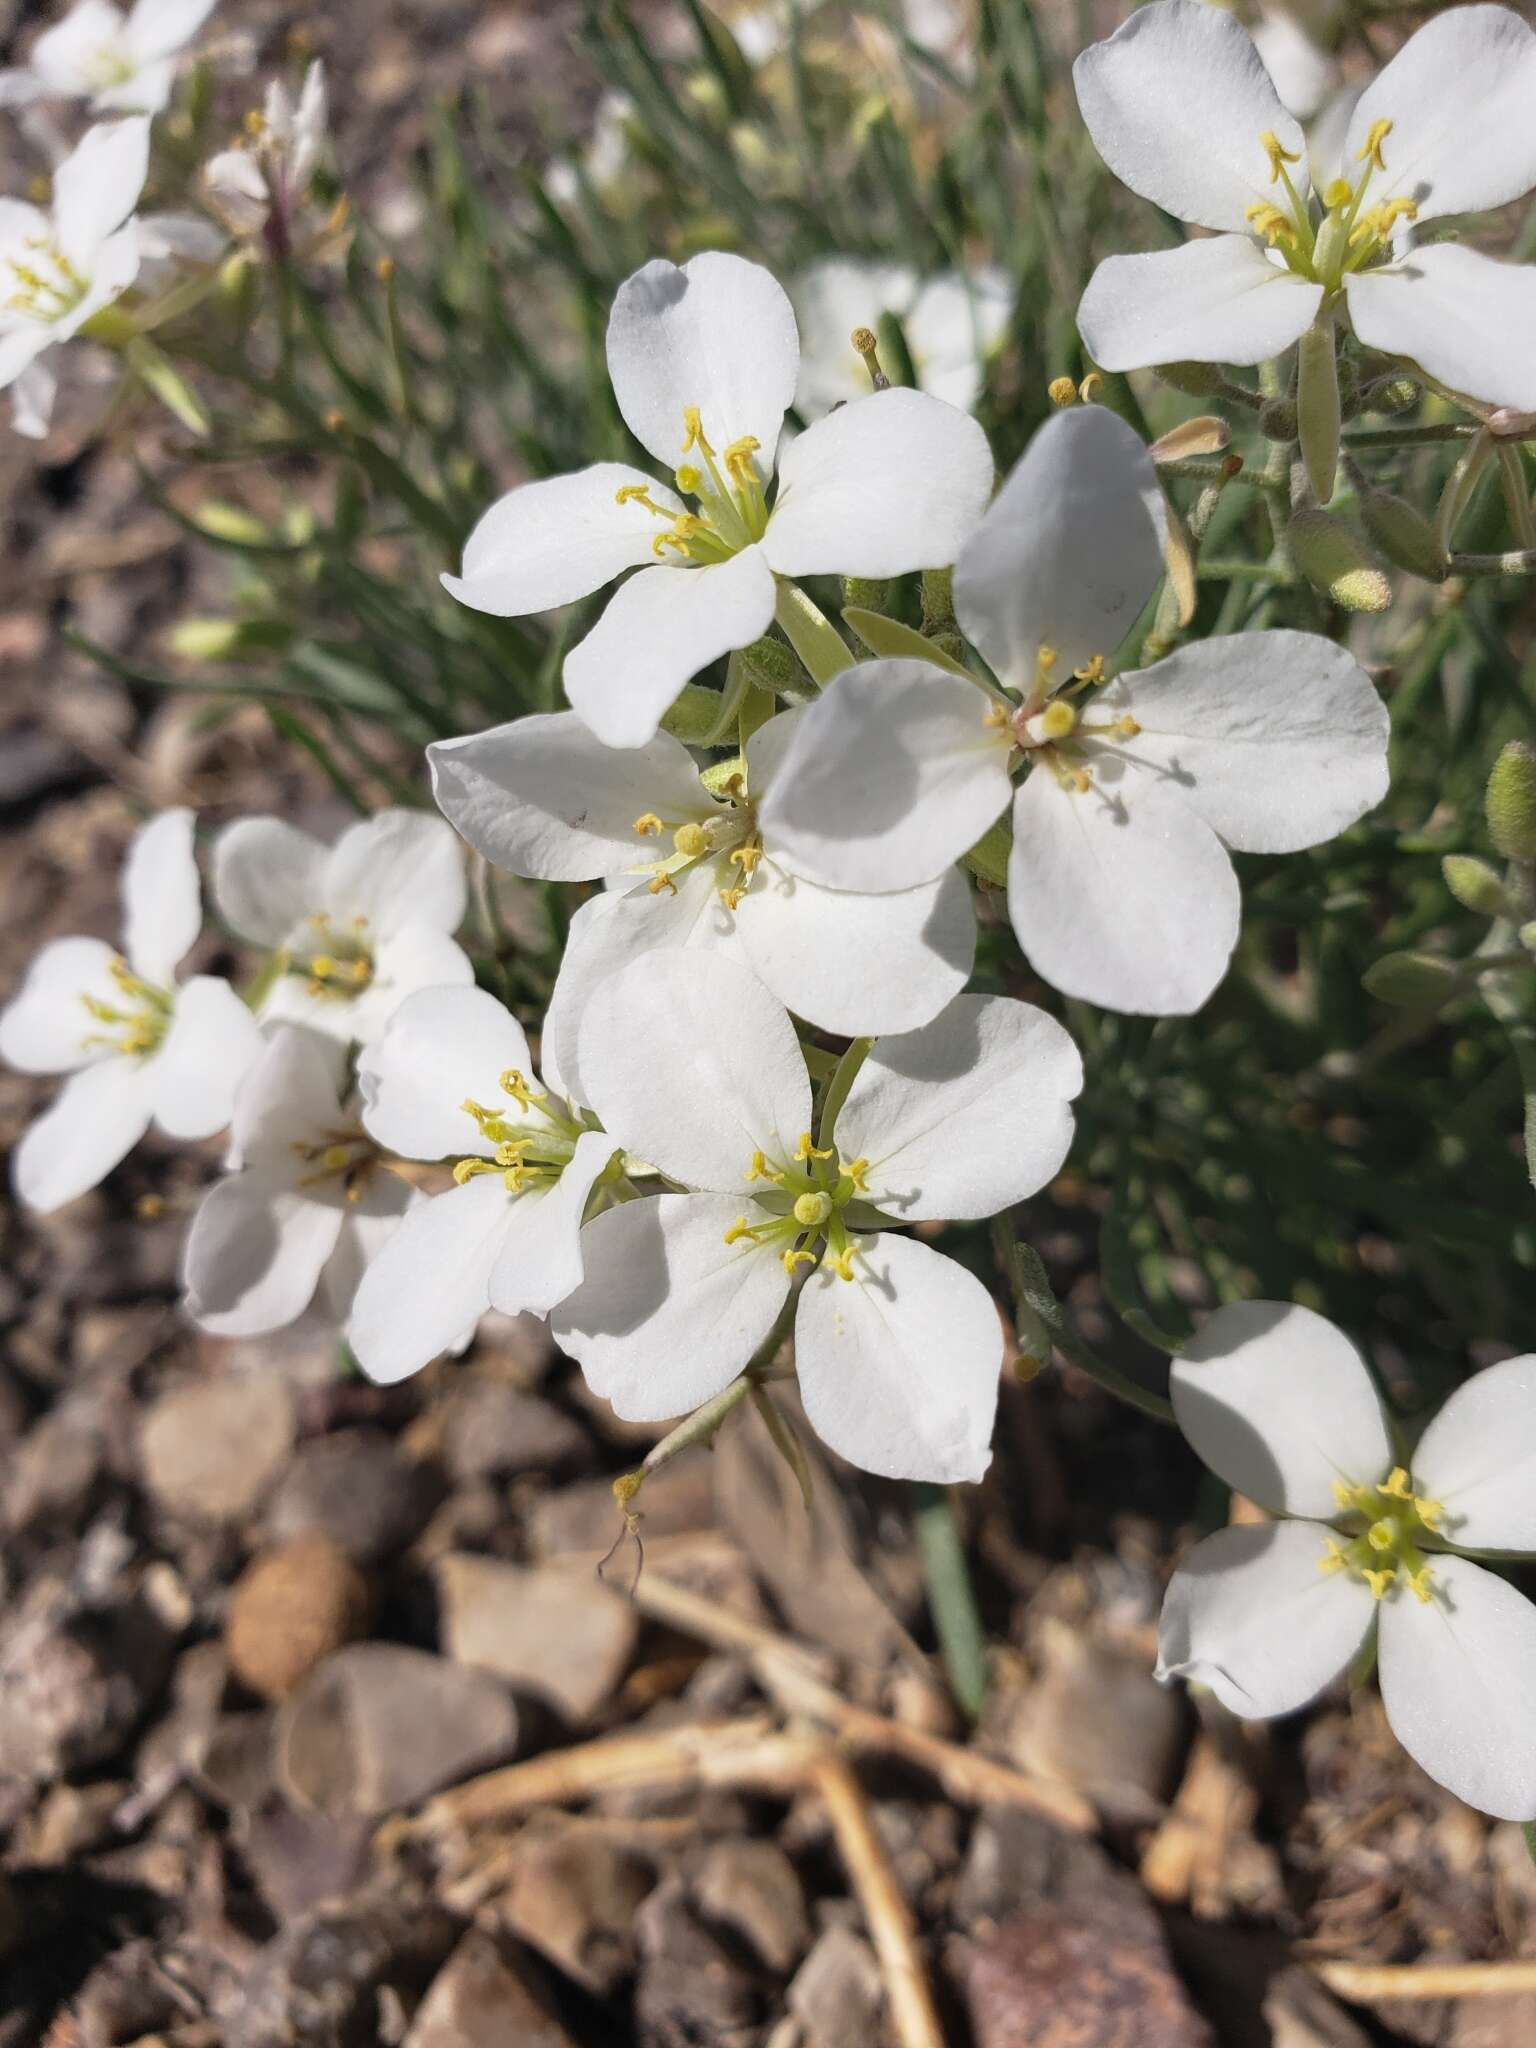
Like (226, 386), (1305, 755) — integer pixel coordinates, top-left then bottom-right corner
(1311, 1958), (1536, 2001)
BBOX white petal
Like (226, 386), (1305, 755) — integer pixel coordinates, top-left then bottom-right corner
(440, 463), (683, 617)
(488, 1127), (619, 1318)
(30, 4), (126, 92)
(1156, 1521), (1374, 1717)
(1379, 1556), (1536, 1820)
(1078, 239), (1321, 374)
(181, 1171), (344, 1338)
(347, 1172), (511, 1385)
(1413, 1356), (1536, 1552)
(794, 1233), (1000, 1483)
(789, 257), (919, 416)
(348, 927), (475, 1046)
(318, 1172), (414, 1327)
(428, 711), (711, 881)
(124, 0), (219, 62)
(758, 659), (1011, 894)
(1346, 246), (1536, 414)
(605, 250), (798, 474)
(211, 816), (328, 948)
(577, 950), (811, 1193)
(358, 983), (533, 1163)
(903, 269), (1013, 413)
(1104, 632), (1389, 855)
(12, 1056), (156, 1212)
(11, 359), (57, 439)
(149, 976), (262, 1139)
(737, 860), (975, 1037)
(122, 807), (201, 985)
(94, 54), (173, 113)
(0, 936), (123, 1074)
(953, 406), (1166, 689)
(52, 116), (150, 264)
(1171, 1299), (1392, 1516)
(538, 873), (743, 1112)
(552, 1192), (790, 1420)
(1252, 8), (1335, 121)
(0, 325), (51, 396)
(835, 993), (1081, 1221)
(763, 388), (994, 580)
(564, 546), (776, 751)
(224, 1023), (347, 1175)
(1346, 6), (1536, 225)
(323, 810), (466, 939)
(1073, 0), (1309, 232)
(1007, 766), (1240, 1016)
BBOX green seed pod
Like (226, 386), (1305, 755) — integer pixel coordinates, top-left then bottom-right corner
(1442, 854), (1510, 918)
(1288, 509), (1392, 613)
(1362, 951), (1461, 1008)
(1157, 360), (1223, 397)
(1487, 741), (1536, 864)
(1297, 320), (1341, 504)
(1257, 397), (1298, 441)
(1359, 489), (1448, 583)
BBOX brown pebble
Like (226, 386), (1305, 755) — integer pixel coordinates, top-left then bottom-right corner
(226, 1534), (372, 1702)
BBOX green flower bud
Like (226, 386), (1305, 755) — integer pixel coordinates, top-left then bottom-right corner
(1297, 320), (1341, 504)
(1520, 921), (1536, 953)
(921, 566), (956, 631)
(738, 634), (804, 698)
(1257, 397), (1298, 441)
(660, 684), (728, 744)
(1359, 490), (1448, 583)
(1376, 376), (1420, 415)
(191, 501), (271, 547)
(1287, 509), (1392, 613)
(1157, 361), (1224, 398)
(841, 576), (893, 613)
(1487, 741), (1536, 863)
(169, 617), (246, 661)
(1442, 855), (1510, 918)
(1362, 951), (1461, 1008)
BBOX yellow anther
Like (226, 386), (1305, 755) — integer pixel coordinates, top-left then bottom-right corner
(782, 1245), (819, 1275)
(1047, 375), (1078, 407)
(1077, 373), (1104, 404)
(1356, 117), (1393, 172)
(499, 1068), (538, 1107)
(1417, 1497), (1444, 1530)
(681, 405), (714, 456)
(729, 842), (762, 875)
(1036, 645), (1059, 678)
(1363, 1566), (1395, 1602)
(674, 464), (702, 494)
(1332, 1477), (1355, 1511)
(501, 1163), (529, 1192)
(794, 1132), (835, 1163)
(794, 1191), (833, 1227)
(983, 703), (1011, 731)
(1039, 700), (1077, 742)
(453, 1157), (496, 1184)
(616, 482), (667, 516)
(1351, 195), (1417, 248)
(724, 1215), (756, 1245)
(850, 325), (879, 357)
(1074, 654), (1106, 685)
(672, 822), (708, 858)
(723, 435), (761, 483)
(1380, 1468), (1413, 1500)
(1261, 128), (1301, 182)
(653, 515), (704, 558)
(1408, 1566), (1435, 1604)
(1245, 199), (1296, 247)
(1319, 1539), (1348, 1575)
(633, 812), (664, 836)
(244, 107), (267, 137)
(719, 886), (746, 912)
(81, 996), (126, 1023)
(1115, 714), (1142, 739)
(1070, 768), (1093, 795)
(826, 1244), (858, 1282)
(310, 954), (338, 980)
(842, 1157), (870, 1193)
(318, 1144), (352, 1172)
(747, 1151), (784, 1184)
(648, 872), (678, 896)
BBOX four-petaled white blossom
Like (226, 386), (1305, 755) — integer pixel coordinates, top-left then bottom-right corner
(0, 117), (149, 440)
(0, 0), (217, 115)
(1158, 1301), (1536, 1822)
(0, 808), (261, 1213)
(181, 1023), (413, 1337)
(758, 404), (1390, 1016)
(211, 809), (472, 1049)
(440, 249), (995, 749)
(552, 952), (1081, 1483)
(204, 61), (333, 259)
(345, 985), (619, 1384)
(428, 707), (973, 1059)
(1074, 0), (1536, 412)
(790, 257), (1012, 417)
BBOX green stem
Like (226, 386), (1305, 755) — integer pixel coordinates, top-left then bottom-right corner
(1450, 546), (1536, 577)
(999, 1222), (1177, 1424)
(816, 1035), (874, 1147)
(911, 1482), (989, 1720)
(1342, 422), (1481, 450)
(774, 581), (855, 686)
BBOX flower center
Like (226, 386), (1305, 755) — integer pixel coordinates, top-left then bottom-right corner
(1245, 116), (1417, 293)
(722, 1130), (871, 1280)
(79, 956), (173, 1059)
(996, 647), (1139, 797)
(284, 912), (375, 1001)
(614, 404), (770, 566)
(85, 42), (139, 91)
(629, 773), (764, 912)
(451, 1068), (584, 1193)
(2, 237), (88, 326)
(290, 1126), (382, 1203)
(1320, 1465), (1444, 1604)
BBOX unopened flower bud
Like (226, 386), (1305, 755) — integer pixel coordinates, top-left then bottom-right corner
(1362, 951), (1461, 1008)
(169, 617), (246, 660)
(660, 683), (727, 743)
(1258, 397), (1298, 441)
(738, 634), (802, 698)
(1359, 489), (1448, 583)
(1157, 360), (1223, 398)
(1487, 741), (1536, 864)
(1297, 320), (1341, 503)
(842, 576), (893, 613)
(192, 501), (271, 546)
(1287, 509), (1392, 613)
(921, 567), (956, 631)
(1376, 376), (1419, 416)
(1520, 921), (1536, 953)
(1442, 855), (1510, 918)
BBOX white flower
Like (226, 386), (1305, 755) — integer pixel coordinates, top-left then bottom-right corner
(758, 404), (1390, 1016)
(1074, 0), (1536, 411)
(345, 986), (619, 1384)
(204, 60), (330, 257)
(790, 257), (1012, 417)
(428, 707), (973, 1056)
(0, 118), (149, 440)
(210, 808), (472, 1048)
(0, 808), (261, 1213)
(441, 250), (995, 749)
(1158, 1301), (1536, 1821)
(181, 1023), (413, 1337)
(0, 0), (218, 115)
(552, 953), (1081, 1483)
(544, 90), (634, 206)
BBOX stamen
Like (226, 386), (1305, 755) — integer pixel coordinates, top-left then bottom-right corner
(1047, 375), (1078, 408)
(499, 1068), (539, 1108)
(825, 1243), (858, 1282)
(1261, 129), (1301, 183)
(615, 482), (670, 519)
(723, 435), (761, 484)
(1074, 655), (1106, 685)
(1245, 199), (1296, 248)
(782, 1245), (818, 1274)
(1356, 117), (1393, 172)
(648, 873), (678, 897)
(851, 326), (889, 392)
(681, 406), (714, 456)
(632, 812), (664, 836)
(793, 1132), (836, 1163)
(672, 822), (708, 858)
